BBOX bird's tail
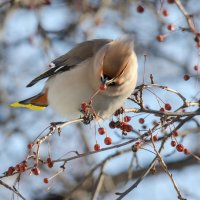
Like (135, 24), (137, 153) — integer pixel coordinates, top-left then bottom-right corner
(10, 90), (48, 111)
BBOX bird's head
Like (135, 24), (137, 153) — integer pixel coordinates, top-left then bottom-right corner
(92, 37), (137, 95)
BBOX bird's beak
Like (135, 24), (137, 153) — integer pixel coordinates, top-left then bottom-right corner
(101, 58), (129, 86)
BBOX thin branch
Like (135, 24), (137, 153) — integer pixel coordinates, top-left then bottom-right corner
(174, 0), (196, 33)
(91, 163), (106, 200)
(125, 107), (200, 117)
(135, 84), (187, 103)
(115, 137), (167, 199)
(0, 180), (25, 200)
(54, 138), (137, 163)
(115, 156), (158, 200)
(151, 135), (186, 200)
(35, 118), (84, 145)
(66, 149), (131, 198)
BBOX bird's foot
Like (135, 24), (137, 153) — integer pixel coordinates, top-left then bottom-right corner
(82, 113), (94, 124)
(50, 121), (67, 135)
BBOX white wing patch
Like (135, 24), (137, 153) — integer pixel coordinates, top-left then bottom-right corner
(54, 66), (65, 72)
(49, 62), (56, 68)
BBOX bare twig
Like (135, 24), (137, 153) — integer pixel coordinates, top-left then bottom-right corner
(54, 138), (137, 163)
(151, 134), (186, 200)
(66, 149), (131, 198)
(115, 137), (167, 199)
(0, 180), (25, 200)
(174, 0), (196, 33)
(125, 107), (200, 117)
(91, 163), (106, 200)
(115, 156), (158, 200)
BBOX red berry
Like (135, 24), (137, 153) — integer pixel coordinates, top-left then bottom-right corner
(98, 127), (106, 135)
(165, 103), (172, 111)
(104, 137), (112, 145)
(94, 144), (101, 151)
(27, 143), (33, 150)
(43, 178), (49, 184)
(100, 84), (107, 91)
(20, 166), (27, 172)
(137, 5), (144, 13)
(44, 0), (51, 5)
(120, 122), (127, 131)
(139, 118), (145, 124)
(81, 102), (87, 112)
(32, 167), (40, 175)
(47, 157), (52, 163)
(114, 108), (124, 116)
(48, 161), (54, 168)
(171, 140), (176, 147)
(115, 120), (121, 128)
(156, 35), (165, 42)
(167, 0), (175, 3)
(46, 157), (54, 168)
(160, 107), (165, 112)
(15, 164), (21, 172)
(7, 166), (15, 175)
(153, 135), (158, 141)
(109, 121), (116, 129)
(162, 9), (169, 17)
(184, 148), (190, 155)
(132, 142), (141, 152)
(125, 124), (133, 132)
(167, 24), (174, 31)
(194, 65), (199, 71)
(124, 116), (131, 122)
(183, 74), (190, 81)
(135, 142), (141, 146)
(172, 131), (178, 137)
(176, 144), (184, 152)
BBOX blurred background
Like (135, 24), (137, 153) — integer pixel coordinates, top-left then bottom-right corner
(0, 0), (200, 199)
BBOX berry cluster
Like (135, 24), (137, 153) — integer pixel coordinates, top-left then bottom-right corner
(81, 102), (90, 113)
(93, 108), (133, 151)
(109, 119), (133, 133)
(5, 160), (28, 176)
(170, 131), (190, 155)
(93, 127), (112, 151)
(107, 108), (133, 135)
(171, 142), (190, 154)
(4, 141), (60, 186)
(46, 157), (54, 168)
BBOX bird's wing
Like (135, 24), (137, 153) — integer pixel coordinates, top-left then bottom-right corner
(26, 39), (112, 87)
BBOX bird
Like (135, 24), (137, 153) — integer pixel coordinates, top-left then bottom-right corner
(11, 37), (138, 121)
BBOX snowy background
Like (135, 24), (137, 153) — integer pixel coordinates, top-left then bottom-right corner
(0, 0), (200, 199)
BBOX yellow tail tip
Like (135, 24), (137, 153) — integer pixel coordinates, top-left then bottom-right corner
(10, 102), (46, 111)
